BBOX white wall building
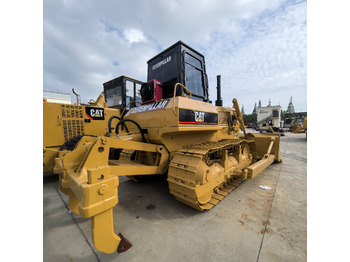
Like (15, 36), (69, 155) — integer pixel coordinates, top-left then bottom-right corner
(43, 90), (71, 104)
(257, 105), (282, 130)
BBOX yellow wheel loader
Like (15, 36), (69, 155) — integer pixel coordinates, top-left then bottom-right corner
(53, 41), (282, 254)
(43, 76), (143, 173)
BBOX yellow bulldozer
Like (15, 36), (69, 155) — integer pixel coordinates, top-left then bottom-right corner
(288, 116), (307, 134)
(43, 76), (143, 173)
(53, 41), (282, 254)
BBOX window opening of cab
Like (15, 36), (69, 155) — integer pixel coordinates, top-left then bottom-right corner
(136, 83), (142, 105)
(105, 85), (122, 108)
(125, 80), (134, 109)
(184, 53), (204, 100)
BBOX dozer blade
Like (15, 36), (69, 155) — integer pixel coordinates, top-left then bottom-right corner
(246, 133), (281, 179)
(247, 133), (282, 163)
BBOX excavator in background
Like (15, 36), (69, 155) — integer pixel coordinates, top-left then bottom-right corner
(43, 76), (143, 173)
(53, 41), (282, 254)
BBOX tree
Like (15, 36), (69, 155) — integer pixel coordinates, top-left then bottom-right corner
(243, 113), (257, 125)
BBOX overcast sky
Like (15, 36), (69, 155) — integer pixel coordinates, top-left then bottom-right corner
(44, 0), (306, 113)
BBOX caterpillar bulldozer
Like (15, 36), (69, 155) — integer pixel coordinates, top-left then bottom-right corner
(289, 116), (307, 133)
(54, 41), (282, 254)
(43, 76), (143, 173)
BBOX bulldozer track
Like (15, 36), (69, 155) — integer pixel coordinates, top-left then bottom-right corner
(168, 140), (250, 211)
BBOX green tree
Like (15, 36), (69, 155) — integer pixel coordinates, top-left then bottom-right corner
(243, 113), (257, 125)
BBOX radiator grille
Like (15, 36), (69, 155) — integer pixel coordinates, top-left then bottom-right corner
(61, 105), (84, 141)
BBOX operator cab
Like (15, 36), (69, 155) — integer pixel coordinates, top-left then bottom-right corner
(103, 76), (144, 110)
(141, 41), (210, 104)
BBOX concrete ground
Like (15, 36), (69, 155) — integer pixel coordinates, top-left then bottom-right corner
(43, 131), (307, 262)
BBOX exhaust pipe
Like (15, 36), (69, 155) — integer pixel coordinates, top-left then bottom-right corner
(72, 88), (81, 105)
(215, 75), (223, 106)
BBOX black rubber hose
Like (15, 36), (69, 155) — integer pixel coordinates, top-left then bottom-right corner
(108, 116), (129, 136)
(57, 135), (97, 156)
(227, 116), (235, 131)
(115, 119), (147, 142)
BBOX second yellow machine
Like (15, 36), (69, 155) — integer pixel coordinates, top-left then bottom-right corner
(43, 76), (143, 173)
(54, 41), (282, 254)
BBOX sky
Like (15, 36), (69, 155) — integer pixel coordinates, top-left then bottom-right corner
(43, 0), (307, 113)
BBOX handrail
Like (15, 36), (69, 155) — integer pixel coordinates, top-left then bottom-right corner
(121, 101), (142, 117)
(256, 113), (273, 125)
(173, 83), (192, 116)
(173, 83), (192, 99)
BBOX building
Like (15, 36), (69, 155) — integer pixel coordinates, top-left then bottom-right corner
(43, 90), (71, 104)
(257, 105), (282, 131)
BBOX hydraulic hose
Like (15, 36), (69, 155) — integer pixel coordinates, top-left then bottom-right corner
(108, 116), (129, 137)
(115, 119), (147, 143)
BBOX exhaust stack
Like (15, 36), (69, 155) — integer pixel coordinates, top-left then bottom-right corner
(215, 75), (223, 106)
(72, 88), (81, 105)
